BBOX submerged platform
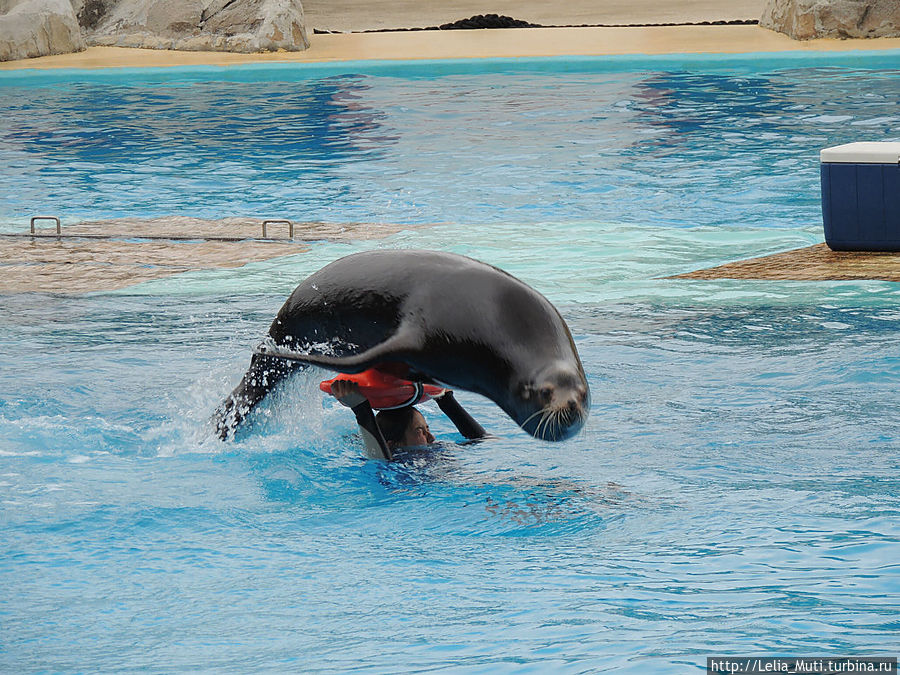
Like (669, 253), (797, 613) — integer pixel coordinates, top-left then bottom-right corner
(672, 243), (900, 282)
(0, 217), (422, 295)
(6, 220), (900, 295)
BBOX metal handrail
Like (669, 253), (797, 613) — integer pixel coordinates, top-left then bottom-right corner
(0, 232), (301, 242)
(17, 216), (302, 242)
(262, 219), (294, 239)
(30, 216), (61, 236)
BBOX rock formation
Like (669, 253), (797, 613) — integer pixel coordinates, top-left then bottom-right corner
(0, 0), (85, 61)
(82, 0), (309, 53)
(760, 0), (900, 39)
(1, 0), (308, 61)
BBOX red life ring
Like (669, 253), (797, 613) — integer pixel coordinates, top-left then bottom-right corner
(320, 369), (445, 410)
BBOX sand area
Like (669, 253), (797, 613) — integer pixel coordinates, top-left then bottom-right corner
(2, 0), (899, 70)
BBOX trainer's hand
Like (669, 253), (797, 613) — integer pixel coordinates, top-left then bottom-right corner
(332, 380), (367, 408)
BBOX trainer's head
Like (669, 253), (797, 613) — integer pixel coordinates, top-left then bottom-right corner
(375, 406), (435, 449)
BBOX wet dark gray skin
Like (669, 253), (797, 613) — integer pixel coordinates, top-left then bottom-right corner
(214, 249), (590, 441)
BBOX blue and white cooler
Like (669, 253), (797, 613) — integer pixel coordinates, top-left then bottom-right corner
(820, 141), (900, 251)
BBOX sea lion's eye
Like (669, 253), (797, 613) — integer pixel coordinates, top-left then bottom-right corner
(539, 387), (553, 402)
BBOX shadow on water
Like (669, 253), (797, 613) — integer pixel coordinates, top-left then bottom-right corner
(227, 369), (632, 539)
(0, 75), (396, 219)
(3, 75), (392, 169)
(629, 67), (900, 154)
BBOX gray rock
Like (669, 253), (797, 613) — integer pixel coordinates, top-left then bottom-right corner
(0, 0), (85, 61)
(86, 0), (309, 52)
(760, 0), (900, 39)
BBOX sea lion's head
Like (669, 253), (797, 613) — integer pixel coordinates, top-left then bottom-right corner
(512, 360), (590, 441)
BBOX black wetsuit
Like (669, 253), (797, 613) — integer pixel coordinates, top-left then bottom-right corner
(350, 390), (486, 461)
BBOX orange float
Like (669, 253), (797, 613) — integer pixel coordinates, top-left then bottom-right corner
(320, 369), (444, 410)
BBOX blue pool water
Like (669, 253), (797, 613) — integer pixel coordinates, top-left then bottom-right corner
(1, 53), (899, 673)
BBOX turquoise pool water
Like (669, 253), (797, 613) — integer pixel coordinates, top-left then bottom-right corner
(1, 53), (899, 673)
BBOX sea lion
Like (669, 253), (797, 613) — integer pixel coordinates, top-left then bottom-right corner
(214, 249), (589, 442)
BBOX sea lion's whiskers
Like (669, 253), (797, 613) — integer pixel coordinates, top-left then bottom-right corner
(551, 410), (564, 440)
(521, 408), (547, 430)
(536, 407), (556, 441)
(552, 409), (566, 440)
(532, 409), (548, 440)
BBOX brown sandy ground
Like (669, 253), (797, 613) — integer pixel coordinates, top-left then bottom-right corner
(300, 0), (767, 32)
(2, 26), (899, 71)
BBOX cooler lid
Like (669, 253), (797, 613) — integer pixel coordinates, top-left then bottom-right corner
(820, 141), (900, 164)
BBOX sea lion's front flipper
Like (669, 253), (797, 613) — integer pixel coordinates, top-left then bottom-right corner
(256, 328), (420, 374)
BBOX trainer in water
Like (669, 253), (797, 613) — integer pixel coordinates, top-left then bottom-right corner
(214, 249), (589, 442)
(330, 377), (486, 461)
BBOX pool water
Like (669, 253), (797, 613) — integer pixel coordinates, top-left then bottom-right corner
(1, 54), (899, 673)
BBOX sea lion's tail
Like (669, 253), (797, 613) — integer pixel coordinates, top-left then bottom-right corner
(213, 352), (303, 440)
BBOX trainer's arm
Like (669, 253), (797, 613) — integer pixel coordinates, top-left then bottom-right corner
(434, 390), (486, 440)
(350, 400), (392, 461)
(333, 380), (392, 461)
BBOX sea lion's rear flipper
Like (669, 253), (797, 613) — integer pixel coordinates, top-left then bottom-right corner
(256, 328), (419, 374)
